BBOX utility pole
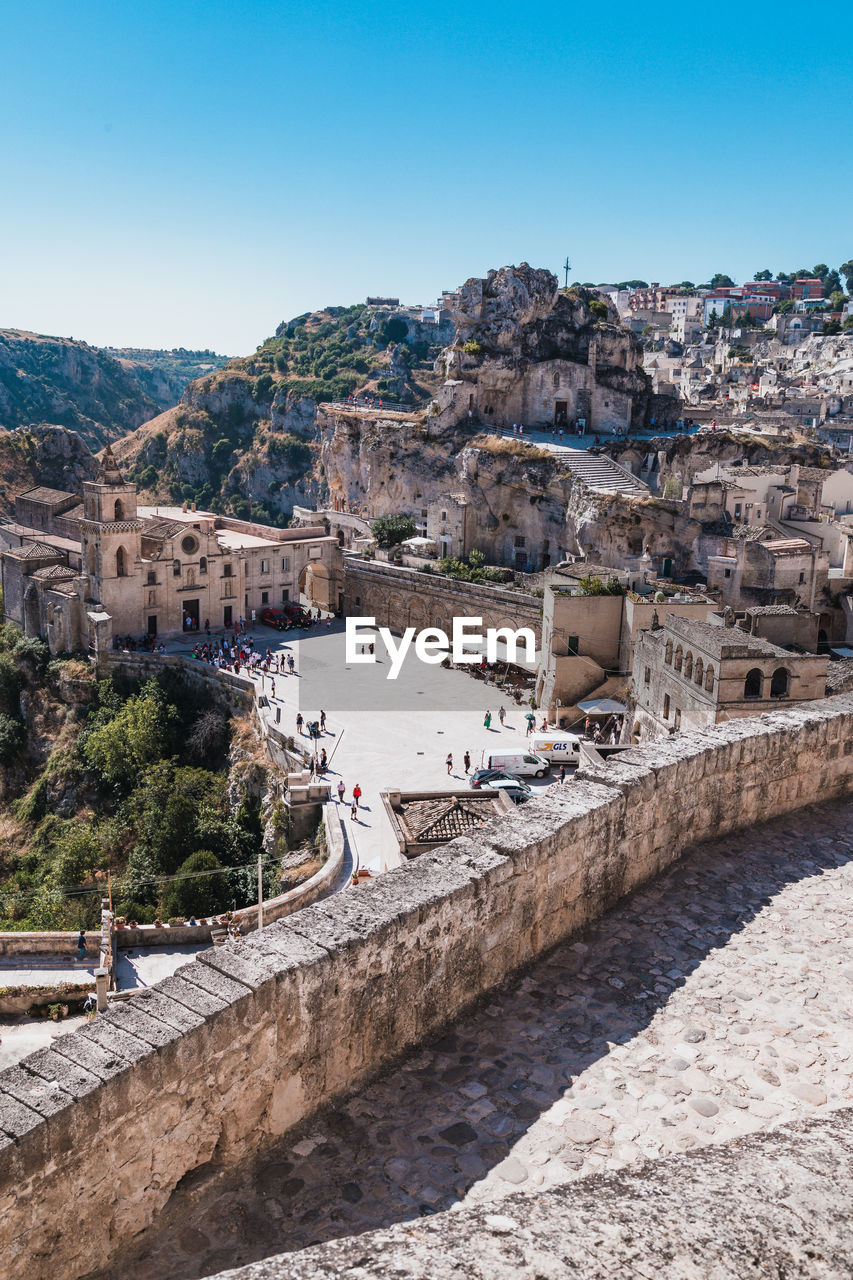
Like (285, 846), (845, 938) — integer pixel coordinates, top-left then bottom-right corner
(563, 256), (571, 289)
(257, 851), (264, 931)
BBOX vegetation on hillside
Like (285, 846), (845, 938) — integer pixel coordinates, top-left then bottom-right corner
(0, 625), (270, 930)
(0, 330), (226, 450)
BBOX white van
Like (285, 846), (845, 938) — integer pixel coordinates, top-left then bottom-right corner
(482, 750), (551, 779)
(527, 732), (582, 764)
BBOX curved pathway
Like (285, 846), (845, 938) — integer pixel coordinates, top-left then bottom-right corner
(101, 796), (853, 1280)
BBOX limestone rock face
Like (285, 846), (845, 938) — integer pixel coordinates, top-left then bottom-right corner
(454, 264), (560, 353)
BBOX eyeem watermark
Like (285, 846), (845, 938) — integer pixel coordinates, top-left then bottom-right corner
(345, 616), (537, 680)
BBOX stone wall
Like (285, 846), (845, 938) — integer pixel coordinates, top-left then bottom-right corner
(1, 693), (852, 1280)
(98, 651), (255, 715)
(343, 558), (543, 643)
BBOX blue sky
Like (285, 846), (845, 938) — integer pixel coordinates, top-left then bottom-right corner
(1, 1), (850, 354)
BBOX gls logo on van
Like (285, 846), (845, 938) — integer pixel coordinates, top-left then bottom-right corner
(345, 616), (537, 680)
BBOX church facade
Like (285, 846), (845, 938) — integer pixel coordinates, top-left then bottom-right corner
(1, 446), (343, 655)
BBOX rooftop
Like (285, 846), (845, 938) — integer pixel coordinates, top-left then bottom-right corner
(663, 613), (795, 660)
(17, 486), (77, 506)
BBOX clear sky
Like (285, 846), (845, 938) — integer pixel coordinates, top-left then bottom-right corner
(1, 1), (851, 355)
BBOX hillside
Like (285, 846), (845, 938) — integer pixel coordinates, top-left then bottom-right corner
(0, 424), (99, 510)
(0, 329), (228, 452)
(112, 302), (446, 524)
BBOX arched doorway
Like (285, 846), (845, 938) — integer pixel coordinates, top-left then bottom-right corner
(24, 585), (40, 637)
(299, 561), (332, 609)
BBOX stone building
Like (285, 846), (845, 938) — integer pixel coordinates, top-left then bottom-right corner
(707, 528), (828, 611)
(1, 446), (343, 654)
(631, 613), (827, 741)
(535, 582), (715, 723)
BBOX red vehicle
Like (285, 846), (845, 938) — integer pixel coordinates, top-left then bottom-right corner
(261, 604), (312, 629)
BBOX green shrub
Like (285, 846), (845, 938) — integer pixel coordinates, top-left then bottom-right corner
(163, 849), (225, 920)
(0, 654), (21, 716)
(371, 514), (417, 547)
(0, 711), (22, 763)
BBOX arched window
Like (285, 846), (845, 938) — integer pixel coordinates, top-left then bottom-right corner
(147, 570), (156, 586)
(173, 559), (181, 577)
(116, 546), (127, 578)
(744, 668), (763, 699)
(705, 664), (715, 692)
(770, 667), (789, 698)
(199, 556), (207, 574)
(694, 658), (704, 685)
(664, 639), (673, 665)
(114, 498), (124, 521)
(683, 652), (693, 680)
(553, 372), (560, 388)
(674, 645), (683, 673)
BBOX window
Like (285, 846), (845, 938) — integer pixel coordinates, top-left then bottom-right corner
(173, 559), (181, 577)
(441, 510), (447, 522)
(674, 646), (683, 673)
(223, 562), (233, 577)
(798, 571), (805, 584)
(514, 535), (526, 548)
(261, 591), (269, 605)
(644, 667), (651, 684)
(261, 559), (269, 575)
(281, 556), (290, 572)
(116, 546), (127, 577)
(355, 596), (361, 607)
(114, 499), (124, 521)
(281, 588), (289, 602)
(724, 568), (731, 578)
(770, 667), (789, 698)
(694, 658), (703, 685)
(683, 652), (693, 679)
(567, 635), (579, 656)
(734, 504), (742, 519)
(181, 534), (198, 555)
(744, 668), (763, 699)
(663, 694), (670, 719)
(199, 557), (207, 574)
(147, 570), (156, 586)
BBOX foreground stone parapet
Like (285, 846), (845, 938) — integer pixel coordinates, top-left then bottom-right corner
(1, 694), (852, 1280)
(208, 1108), (853, 1279)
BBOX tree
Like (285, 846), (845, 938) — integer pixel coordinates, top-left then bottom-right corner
(708, 273), (734, 288)
(163, 850), (225, 920)
(823, 270), (842, 298)
(576, 575), (624, 596)
(707, 309), (720, 327)
(82, 684), (176, 790)
(775, 299), (795, 315)
(841, 261), (853, 294)
(754, 269), (773, 281)
(829, 291), (847, 313)
(615, 280), (648, 289)
(812, 263), (829, 280)
(381, 317), (408, 345)
(588, 299), (609, 321)
(371, 514), (417, 547)
(677, 281), (695, 291)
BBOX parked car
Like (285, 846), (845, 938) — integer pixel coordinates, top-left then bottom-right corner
(480, 750), (551, 779)
(486, 778), (533, 805)
(469, 768), (517, 789)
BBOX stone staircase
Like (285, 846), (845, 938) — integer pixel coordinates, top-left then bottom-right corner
(562, 451), (649, 497)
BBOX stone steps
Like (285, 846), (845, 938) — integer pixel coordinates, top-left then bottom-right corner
(562, 451), (649, 496)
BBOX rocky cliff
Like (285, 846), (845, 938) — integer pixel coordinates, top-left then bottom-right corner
(0, 424), (99, 509)
(0, 330), (227, 451)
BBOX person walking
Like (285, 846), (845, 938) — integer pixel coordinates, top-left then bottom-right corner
(446, 752), (453, 775)
(352, 782), (362, 808)
(350, 796), (359, 821)
(483, 710), (491, 729)
(498, 705), (506, 727)
(463, 750), (471, 774)
(296, 712), (304, 735)
(320, 709), (326, 733)
(559, 763), (566, 785)
(337, 779), (345, 804)
(270, 679), (275, 700)
(75, 930), (87, 961)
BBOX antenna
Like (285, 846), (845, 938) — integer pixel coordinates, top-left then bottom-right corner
(563, 256), (571, 288)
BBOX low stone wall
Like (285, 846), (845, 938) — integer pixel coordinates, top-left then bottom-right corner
(0, 931), (99, 958)
(98, 651), (256, 715)
(1, 694), (852, 1280)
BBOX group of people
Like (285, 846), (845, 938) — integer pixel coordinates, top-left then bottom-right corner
(190, 639), (296, 687)
(334, 777), (362, 820)
(112, 634), (165, 653)
(584, 715), (623, 745)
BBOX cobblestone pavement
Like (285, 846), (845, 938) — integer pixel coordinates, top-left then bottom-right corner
(108, 798), (853, 1280)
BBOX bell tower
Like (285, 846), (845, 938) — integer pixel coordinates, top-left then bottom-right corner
(80, 446), (142, 618)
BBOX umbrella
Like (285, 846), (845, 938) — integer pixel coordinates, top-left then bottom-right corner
(576, 698), (626, 716)
(525, 711), (536, 722)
